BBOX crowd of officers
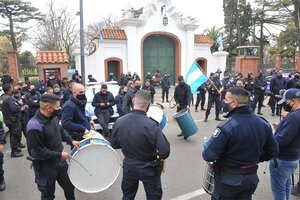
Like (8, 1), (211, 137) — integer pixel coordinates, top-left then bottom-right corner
(0, 71), (171, 199)
(189, 68), (300, 122)
(1, 67), (299, 200)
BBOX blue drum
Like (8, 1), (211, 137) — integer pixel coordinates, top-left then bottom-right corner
(68, 136), (121, 193)
(173, 109), (198, 138)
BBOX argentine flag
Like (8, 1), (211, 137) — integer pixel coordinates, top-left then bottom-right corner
(185, 61), (208, 94)
(216, 34), (223, 51)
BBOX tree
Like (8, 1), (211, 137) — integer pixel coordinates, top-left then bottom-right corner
(33, 0), (78, 63)
(223, 0), (252, 68)
(0, 36), (12, 74)
(19, 50), (36, 69)
(0, 0), (43, 51)
(204, 26), (222, 53)
(0, 0), (43, 76)
(252, 0), (291, 70)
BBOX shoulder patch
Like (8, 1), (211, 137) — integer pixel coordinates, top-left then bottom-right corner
(213, 128), (221, 138)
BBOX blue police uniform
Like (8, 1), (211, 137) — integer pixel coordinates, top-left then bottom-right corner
(203, 105), (278, 199)
(195, 82), (207, 111)
(0, 93), (23, 155)
(253, 74), (267, 114)
(0, 120), (5, 189)
(25, 91), (41, 119)
(27, 110), (75, 200)
(61, 96), (91, 141)
(111, 109), (170, 200)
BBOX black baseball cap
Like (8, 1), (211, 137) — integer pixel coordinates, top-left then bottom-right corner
(278, 89), (300, 105)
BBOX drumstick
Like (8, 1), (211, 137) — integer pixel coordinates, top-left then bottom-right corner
(69, 156), (92, 176)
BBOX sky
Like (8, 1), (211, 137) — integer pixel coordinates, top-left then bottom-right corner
(20, 0), (225, 52)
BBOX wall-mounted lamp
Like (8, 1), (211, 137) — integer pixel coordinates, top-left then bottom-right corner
(163, 15), (168, 26)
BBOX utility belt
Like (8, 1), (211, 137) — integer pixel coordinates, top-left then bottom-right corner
(216, 164), (258, 175)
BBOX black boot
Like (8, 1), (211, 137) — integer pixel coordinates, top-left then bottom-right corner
(215, 116), (223, 121)
(0, 152), (5, 191)
(11, 149), (23, 158)
(276, 108), (280, 116)
(204, 115), (208, 122)
(257, 109), (263, 115)
(195, 106), (198, 112)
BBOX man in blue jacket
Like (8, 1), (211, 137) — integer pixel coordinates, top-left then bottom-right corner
(269, 70), (287, 116)
(61, 83), (94, 141)
(269, 88), (300, 200)
(252, 71), (267, 115)
(203, 87), (278, 200)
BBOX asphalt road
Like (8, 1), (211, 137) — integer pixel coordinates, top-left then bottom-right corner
(1, 86), (300, 200)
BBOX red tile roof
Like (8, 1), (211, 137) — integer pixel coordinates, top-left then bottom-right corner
(194, 35), (215, 45)
(36, 51), (69, 64)
(92, 29), (127, 41)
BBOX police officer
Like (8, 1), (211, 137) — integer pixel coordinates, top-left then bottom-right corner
(0, 112), (6, 190)
(25, 85), (41, 120)
(111, 90), (170, 200)
(269, 88), (300, 200)
(252, 71), (267, 115)
(174, 75), (192, 138)
(195, 81), (207, 112)
(204, 73), (223, 122)
(26, 93), (80, 200)
(12, 89), (28, 138)
(269, 70), (287, 116)
(202, 87), (278, 199)
(92, 84), (115, 138)
(287, 71), (300, 89)
(61, 83), (94, 141)
(122, 79), (142, 114)
(0, 84), (26, 157)
(161, 74), (170, 103)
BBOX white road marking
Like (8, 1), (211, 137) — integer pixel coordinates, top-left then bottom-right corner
(194, 119), (203, 123)
(170, 188), (207, 200)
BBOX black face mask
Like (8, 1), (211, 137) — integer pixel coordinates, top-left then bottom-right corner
(76, 94), (87, 102)
(283, 102), (293, 112)
(135, 85), (141, 90)
(14, 95), (20, 99)
(123, 91), (127, 95)
(295, 75), (299, 79)
(30, 89), (36, 94)
(51, 109), (61, 118)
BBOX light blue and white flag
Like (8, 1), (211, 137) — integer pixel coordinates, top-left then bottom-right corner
(185, 61), (208, 94)
(216, 34), (223, 51)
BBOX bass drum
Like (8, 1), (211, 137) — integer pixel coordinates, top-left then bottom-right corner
(147, 104), (167, 129)
(68, 136), (121, 193)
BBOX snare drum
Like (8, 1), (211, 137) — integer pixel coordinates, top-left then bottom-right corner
(147, 104), (168, 129)
(202, 162), (215, 195)
(68, 136), (121, 193)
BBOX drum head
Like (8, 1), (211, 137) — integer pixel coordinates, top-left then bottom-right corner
(147, 105), (163, 123)
(68, 139), (120, 193)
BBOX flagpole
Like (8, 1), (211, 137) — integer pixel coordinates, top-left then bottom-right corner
(194, 62), (221, 93)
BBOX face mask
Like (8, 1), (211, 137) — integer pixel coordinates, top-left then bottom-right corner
(76, 94), (87, 101)
(31, 89), (36, 93)
(226, 101), (234, 112)
(135, 85), (141, 90)
(283, 102), (293, 112)
(295, 75), (299, 79)
(51, 108), (61, 118)
(277, 74), (282, 78)
(14, 95), (20, 99)
(123, 91), (127, 95)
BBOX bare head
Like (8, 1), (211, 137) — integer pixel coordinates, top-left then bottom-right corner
(72, 83), (85, 96)
(133, 90), (152, 112)
(225, 87), (249, 111)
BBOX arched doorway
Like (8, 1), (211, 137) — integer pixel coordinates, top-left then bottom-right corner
(142, 33), (181, 85)
(196, 58), (207, 75)
(104, 57), (123, 82)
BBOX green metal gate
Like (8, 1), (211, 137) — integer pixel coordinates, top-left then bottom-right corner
(143, 35), (175, 84)
(107, 60), (119, 82)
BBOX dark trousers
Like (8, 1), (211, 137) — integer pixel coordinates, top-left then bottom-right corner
(176, 104), (187, 112)
(195, 93), (205, 109)
(121, 166), (162, 200)
(252, 93), (264, 112)
(212, 174), (259, 200)
(0, 152), (3, 181)
(97, 109), (111, 137)
(162, 89), (169, 101)
(34, 160), (75, 200)
(205, 95), (220, 118)
(20, 111), (28, 137)
(5, 119), (22, 152)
